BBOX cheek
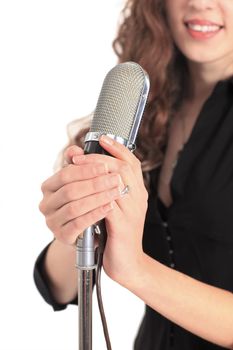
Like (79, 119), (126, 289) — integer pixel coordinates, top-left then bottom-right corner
(164, 1), (184, 37)
(165, 14), (184, 48)
(220, 5), (233, 47)
(220, 1), (233, 27)
(224, 11), (233, 32)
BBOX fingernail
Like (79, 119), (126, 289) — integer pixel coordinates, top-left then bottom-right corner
(72, 155), (86, 164)
(100, 135), (114, 145)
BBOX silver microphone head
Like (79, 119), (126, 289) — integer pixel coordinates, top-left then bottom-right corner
(85, 62), (150, 150)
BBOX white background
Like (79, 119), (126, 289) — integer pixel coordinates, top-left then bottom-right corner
(0, 1), (144, 349)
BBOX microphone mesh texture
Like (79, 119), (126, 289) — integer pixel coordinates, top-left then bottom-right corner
(90, 62), (147, 140)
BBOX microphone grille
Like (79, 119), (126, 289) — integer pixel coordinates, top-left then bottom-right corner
(90, 62), (148, 140)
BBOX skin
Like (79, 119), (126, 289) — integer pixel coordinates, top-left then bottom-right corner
(159, 0), (233, 206)
(165, 0), (233, 94)
(39, 0), (233, 347)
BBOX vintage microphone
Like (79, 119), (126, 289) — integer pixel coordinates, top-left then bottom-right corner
(76, 61), (150, 350)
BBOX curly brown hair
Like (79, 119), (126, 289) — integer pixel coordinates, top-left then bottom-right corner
(68, 0), (188, 185)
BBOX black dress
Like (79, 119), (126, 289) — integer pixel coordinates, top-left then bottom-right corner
(34, 78), (233, 349)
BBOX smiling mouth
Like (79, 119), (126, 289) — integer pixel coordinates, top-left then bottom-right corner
(184, 21), (224, 34)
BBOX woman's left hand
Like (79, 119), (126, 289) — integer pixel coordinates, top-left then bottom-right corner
(72, 135), (148, 287)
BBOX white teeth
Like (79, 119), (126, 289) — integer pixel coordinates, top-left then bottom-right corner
(187, 23), (221, 33)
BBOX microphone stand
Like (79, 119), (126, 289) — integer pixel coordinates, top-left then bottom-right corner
(74, 61), (150, 350)
(76, 225), (98, 350)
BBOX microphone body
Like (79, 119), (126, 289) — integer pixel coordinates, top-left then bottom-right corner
(85, 61), (150, 153)
(77, 61), (150, 269)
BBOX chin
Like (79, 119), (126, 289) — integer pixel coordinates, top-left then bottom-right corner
(179, 46), (223, 65)
(186, 54), (218, 64)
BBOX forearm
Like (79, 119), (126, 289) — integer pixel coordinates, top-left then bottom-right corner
(127, 253), (233, 349)
(44, 239), (78, 304)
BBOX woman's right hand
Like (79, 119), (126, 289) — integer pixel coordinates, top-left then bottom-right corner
(39, 145), (123, 245)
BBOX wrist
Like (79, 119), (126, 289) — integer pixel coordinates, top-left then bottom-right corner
(122, 252), (151, 292)
(52, 237), (76, 252)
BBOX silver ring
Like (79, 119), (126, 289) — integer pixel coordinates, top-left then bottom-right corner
(120, 185), (130, 196)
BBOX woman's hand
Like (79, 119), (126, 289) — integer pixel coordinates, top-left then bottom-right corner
(39, 143), (124, 245)
(39, 135), (148, 287)
(72, 135), (148, 287)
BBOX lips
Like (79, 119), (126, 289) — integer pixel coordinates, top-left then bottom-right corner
(184, 19), (224, 39)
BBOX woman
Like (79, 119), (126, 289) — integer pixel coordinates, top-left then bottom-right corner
(34, 0), (233, 349)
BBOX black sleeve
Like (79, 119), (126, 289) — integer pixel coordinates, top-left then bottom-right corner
(33, 241), (78, 311)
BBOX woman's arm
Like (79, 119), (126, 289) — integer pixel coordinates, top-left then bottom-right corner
(43, 239), (77, 304)
(39, 136), (233, 348)
(38, 144), (123, 304)
(124, 253), (233, 349)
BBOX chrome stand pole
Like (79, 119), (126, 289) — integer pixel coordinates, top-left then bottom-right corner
(76, 226), (96, 350)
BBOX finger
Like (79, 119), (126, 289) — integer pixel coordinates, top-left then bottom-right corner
(73, 153), (144, 197)
(99, 135), (141, 169)
(44, 173), (123, 213)
(41, 163), (108, 194)
(48, 202), (114, 245)
(72, 153), (143, 183)
(64, 145), (84, 165)
(49, 186), (122, 227)
(100, 135), (145, 184)
(72, 136), (143, 181)
(115, 181), (148, 215)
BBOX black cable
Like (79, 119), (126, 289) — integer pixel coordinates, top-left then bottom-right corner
(95, 222), (112, 350)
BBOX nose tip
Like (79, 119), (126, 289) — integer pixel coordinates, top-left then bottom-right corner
(188, 0), (214, 10)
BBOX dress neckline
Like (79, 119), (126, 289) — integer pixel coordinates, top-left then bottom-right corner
(158, 81), (223, 209)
